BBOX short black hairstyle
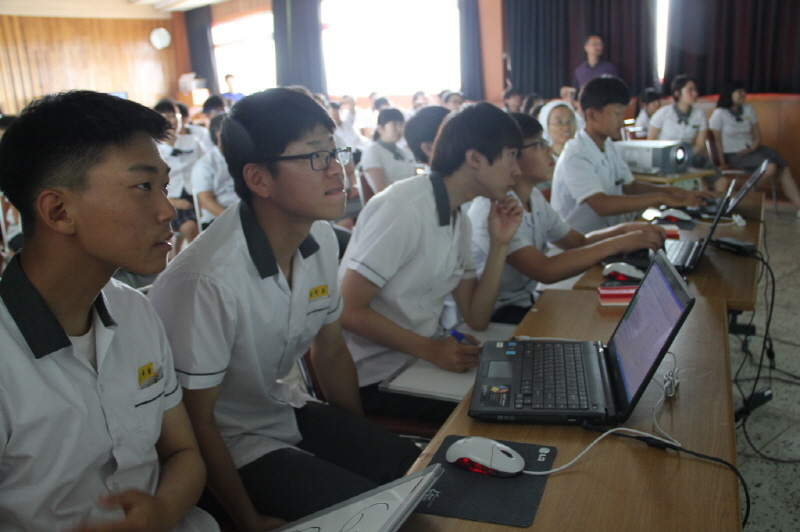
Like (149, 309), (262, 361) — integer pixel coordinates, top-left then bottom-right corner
(372, 97), (390, 111)
(0, 91), (170, 236)
(430, 102), (523, 177)
(670, 74), (696, 101)
(373, 107), (405, 141)
(579, 75), (631, 111)
(717, 80), (746, 109)
(175, 101), (189, 118)
(154, 100), (178, 115)
(220, 88), (335, 205)
(0, 115), (18, 131)
(639, 87), (661, 107)
(404, 106), (450, 164)
(209, 113), (226, 146)
(503, 87), (522, 100)
(509, 112), (543, 140)
(202, 95), (226, 115)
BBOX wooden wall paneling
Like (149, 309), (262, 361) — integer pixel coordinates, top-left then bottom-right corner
(0, 15), (179, 114)
(212, 0), (272, 24)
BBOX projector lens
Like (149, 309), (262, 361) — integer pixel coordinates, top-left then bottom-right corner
(675, 147), (686, 165)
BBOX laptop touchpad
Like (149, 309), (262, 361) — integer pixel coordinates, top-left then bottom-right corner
(488, 361), (513, 379)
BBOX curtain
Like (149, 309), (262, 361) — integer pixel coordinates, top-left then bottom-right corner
(459, 0), (484, 101)
(504, 0), (657, 99)
(185, 6), (220, 95)
(665, 0), (800, 95)
(565, 0), (658, 96)
(272, 0), (328, 95)
(504, 0), (570, 99)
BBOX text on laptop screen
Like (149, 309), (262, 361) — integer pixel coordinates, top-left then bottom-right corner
(611, 261), (687, 400)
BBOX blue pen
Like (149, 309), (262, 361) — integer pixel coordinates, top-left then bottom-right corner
(449, 328), (480, 345)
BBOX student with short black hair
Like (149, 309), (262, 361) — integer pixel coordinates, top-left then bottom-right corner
(359, 107), (416, 192)
(503, 87), (523, 113)
(634, 87), (661, 134)
(469, 113), (666, 323)
(149, 88), (420, 530)
(339, 102), (524, 421)
(191, 114), (238, 229)
(552, 76), (708, 233)
(404, 105), (450, 165)
(0, 90), (215, 532)
(154, 100), (203, 246)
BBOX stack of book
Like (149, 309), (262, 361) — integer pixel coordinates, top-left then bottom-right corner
(597, 279), (639, 306)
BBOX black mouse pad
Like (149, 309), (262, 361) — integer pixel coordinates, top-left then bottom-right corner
(414, 435), (557, 527)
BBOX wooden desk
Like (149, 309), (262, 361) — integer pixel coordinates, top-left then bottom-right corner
(401, 290), (740, 532)
(574, 192), (765, 311)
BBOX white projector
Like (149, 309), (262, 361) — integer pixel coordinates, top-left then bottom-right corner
(614, 140), (692, 174)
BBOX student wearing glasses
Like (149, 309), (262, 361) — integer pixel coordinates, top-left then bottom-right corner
(468, 113), (666, 324)
(149, 89), (420, 530)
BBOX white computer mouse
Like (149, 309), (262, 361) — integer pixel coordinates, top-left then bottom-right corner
(602, 262), (646, 281)
(660, 208), (693, 222)
(445, 436), (525, 477)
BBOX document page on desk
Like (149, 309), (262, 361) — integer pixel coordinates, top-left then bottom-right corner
(381, 322), (517, 402)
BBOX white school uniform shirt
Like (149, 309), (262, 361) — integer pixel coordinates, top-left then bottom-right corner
(338, 173), (478, 386)
(149, 202), (341, 468)
(634, 109), (651, 135)
(0, 256), (216, 532)
(158, 134), (203, 197)
(551, 129), (636, 234)
(468, 189), (571, 310)
(708, 105), (758, 154)
(190, 146), (239, 224)
(186, 124), (214, 154)
(649, 104), (707, 142)
(359, 141), (417, 187)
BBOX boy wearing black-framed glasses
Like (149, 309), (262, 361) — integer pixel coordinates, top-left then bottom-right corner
(149, 88), (420, 530)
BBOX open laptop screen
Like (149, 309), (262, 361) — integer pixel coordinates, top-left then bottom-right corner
(610, 258), (688, 401)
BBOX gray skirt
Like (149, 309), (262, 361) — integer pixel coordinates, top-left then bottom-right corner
(725, 145), (787, 172)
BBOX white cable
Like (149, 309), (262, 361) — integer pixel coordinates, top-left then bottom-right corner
(652, 352), (681, 446)
(522, 427), (678, 476)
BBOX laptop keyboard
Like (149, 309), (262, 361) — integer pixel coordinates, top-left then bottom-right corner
(665, 239), (696, 267)
(515, 342), (589, 410)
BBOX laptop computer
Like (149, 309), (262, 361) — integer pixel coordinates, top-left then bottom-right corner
(687, 159), (767, 216)
(605, 181), (735, 273)
(469, 251), (695, 425)
(273, 464), (443, 532)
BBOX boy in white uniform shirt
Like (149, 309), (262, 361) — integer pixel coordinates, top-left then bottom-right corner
(191, 114), (238, 229)
(551, 75), (708, 234)
(469, 113), (666, 324)
(339, 103), (524, 422)
(149, 89), (420, 530)
(0, 91), (215, 532)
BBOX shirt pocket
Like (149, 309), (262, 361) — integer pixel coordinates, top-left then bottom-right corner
(133, 377), (167, 445)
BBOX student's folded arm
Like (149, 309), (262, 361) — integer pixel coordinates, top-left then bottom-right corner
(196, 191), (227, 217)
(310, 319), (363, 415)
(339, 269), (479, 373)
(181, 386), (284, 532)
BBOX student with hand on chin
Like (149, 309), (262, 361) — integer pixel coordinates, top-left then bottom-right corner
(551, 75), (711, 235)
(0, 90), (215, 532)
(338, 102), (525, 422)
(469, 113), (666, 324)
(149, 88), (420, 531)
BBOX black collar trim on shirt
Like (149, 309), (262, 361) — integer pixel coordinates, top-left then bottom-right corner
(0, 255), (116, 359)
(239, 201), (320, 279)
(429, 172), (453, 226)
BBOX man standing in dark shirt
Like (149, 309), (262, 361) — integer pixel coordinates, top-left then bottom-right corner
(572, 35), (620, 91)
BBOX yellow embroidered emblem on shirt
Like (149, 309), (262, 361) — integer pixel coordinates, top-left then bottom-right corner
(138, 362), (155, 386)
(309, 285), (329, 300)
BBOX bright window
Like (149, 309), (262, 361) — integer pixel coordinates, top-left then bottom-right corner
(320, 0), (461, 96)
(212, 12), (277, 96)
(656, 0), (670, 83)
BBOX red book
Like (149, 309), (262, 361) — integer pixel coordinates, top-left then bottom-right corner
(597, 285), (638, 306)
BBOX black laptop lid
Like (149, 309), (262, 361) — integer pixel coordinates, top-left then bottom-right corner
(604, 251), (695, 421)
(726, 159), (768, 214)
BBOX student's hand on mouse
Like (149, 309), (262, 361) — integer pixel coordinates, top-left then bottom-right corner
(70, 490), (175, 532)
(612, 230), (665, 255)
(487, 196), (524, 246)
(619, 222), (666, 240)
(426, 336), (481, 373)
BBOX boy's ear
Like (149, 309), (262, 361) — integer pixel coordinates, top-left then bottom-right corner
(464, 148), (485, 171)
(37, 189), (77, 235)
(242, 162), (276, 200)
